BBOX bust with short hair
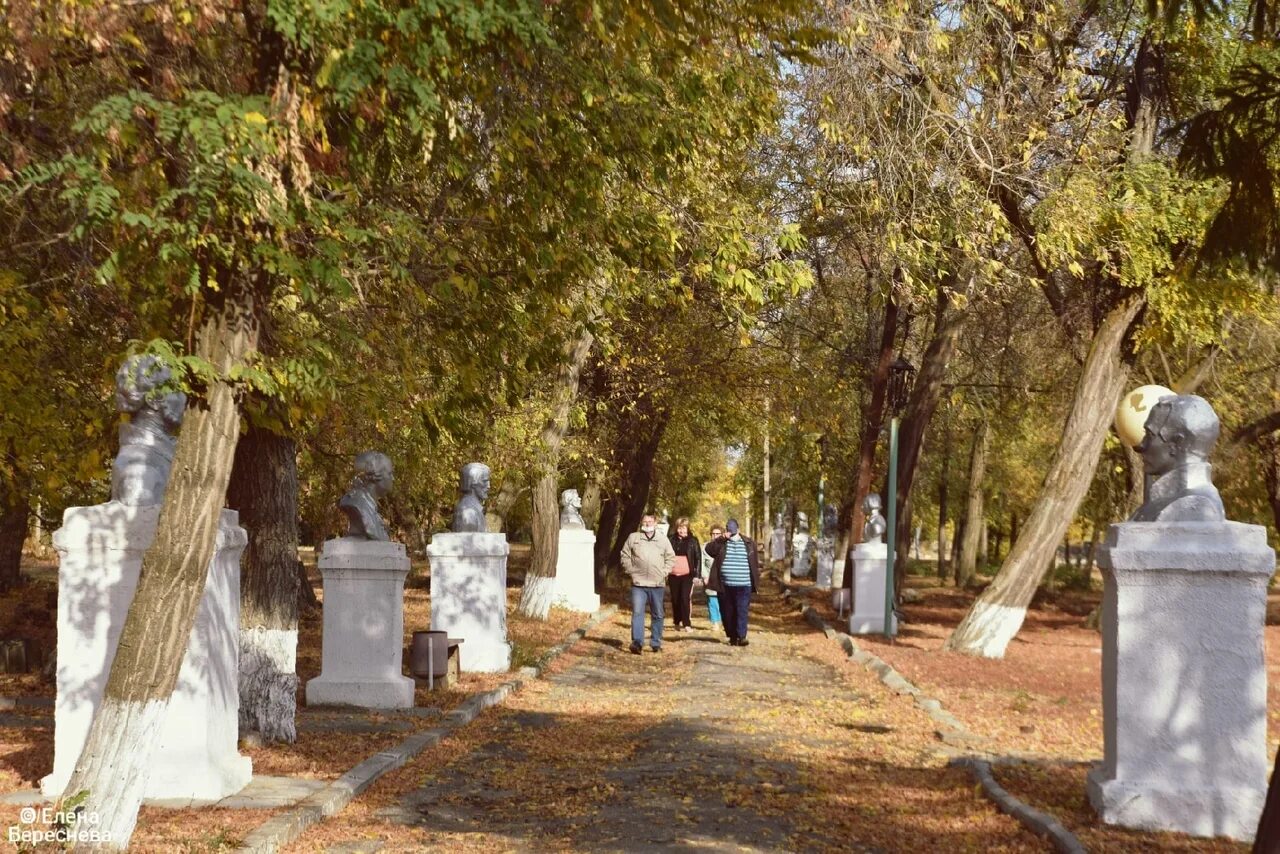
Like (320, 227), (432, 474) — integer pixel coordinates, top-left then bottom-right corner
(862, 493), (886, 543)
(452, 462), (491, 532)
(338, 451), (394, 540)
(560, 488), (585, 529)
(1131, 394), (1225, 522)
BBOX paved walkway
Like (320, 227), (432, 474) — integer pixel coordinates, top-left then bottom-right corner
(304, 585), (1037, 852)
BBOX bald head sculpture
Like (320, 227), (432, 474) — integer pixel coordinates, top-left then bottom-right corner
(1132, 394), (1225, 522)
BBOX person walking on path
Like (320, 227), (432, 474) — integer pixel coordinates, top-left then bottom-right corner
(705, 518), (760, 646)
(667, 517), (701, 631)
(701, 524), (724, 631)
(621, 513), (676, 654)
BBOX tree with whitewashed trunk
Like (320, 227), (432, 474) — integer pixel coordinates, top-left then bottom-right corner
(519, 323), (597, 619)
(227, 422), (301, 743)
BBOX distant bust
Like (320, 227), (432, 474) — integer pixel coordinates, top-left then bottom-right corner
(1131, 394), (1225, 523)
(111, 355), (187, 506)
(338, 451), (393, 540)
(560, 489), (585, 529)
(796, 512), (810, 535)
(821, 504), (839, 537)
(452, 462), (491, 532)
(862, 493), (886, 543)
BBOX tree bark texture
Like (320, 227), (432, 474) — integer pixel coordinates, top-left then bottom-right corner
(943, 295), (1142, 657)
(65, 283), (260, 850)
(0, 483), (26, 594)
(519, 326), (594, 619)
(892, 287), (966, 580)
(226, 421), (300, 743)
(937, 414), (951, 581)
(957, 419), (990, 587)
(604, 407), (669, 587)
(848, 295), (898, 562)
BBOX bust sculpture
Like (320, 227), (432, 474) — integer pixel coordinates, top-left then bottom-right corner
(796, 512), (810, 534)
(338, 451), (393, 540)
(560, 488), (586, 529)
(822, 504), (839, 537)
(111, 355), (187, 506)
(862, 493), (886, 543)
(1131, 394), (1225, 522)
(452, 462), (491, 532)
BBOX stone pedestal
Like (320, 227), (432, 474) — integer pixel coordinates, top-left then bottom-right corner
(791, 533), (812, 577)
(427, 532), (511, 672)
(305, 538), (414, 709)
(815, 537), (835, 590)
(770, 530), (787, 562)
(43, 502), (252, 801)
(849, 541), (896, 635)
(1088, 521), (1275, 842)
(553, 528), (600, 613)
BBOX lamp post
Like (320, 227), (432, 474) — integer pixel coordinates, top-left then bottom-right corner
(884, 356), (915, 640)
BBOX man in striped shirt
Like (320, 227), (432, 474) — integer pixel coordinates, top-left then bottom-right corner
(704, 519), (760, 646)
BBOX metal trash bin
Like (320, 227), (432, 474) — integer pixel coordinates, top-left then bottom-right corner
(410, 630), (460, 688)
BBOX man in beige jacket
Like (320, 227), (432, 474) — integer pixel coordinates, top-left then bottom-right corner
(621, 513), (676, 654)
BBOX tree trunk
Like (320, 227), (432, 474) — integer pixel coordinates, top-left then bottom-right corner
(604, 407), (670, 587)
(957, 419), (991, 586)
(594, 494), (619, 590)
(520, 326), (595, 619)
(978, 520), (989, 568)
(849, 295), (898, 547)
(937, 413), (951, 582)
(65, 281), (260, 849)
(950, 517), (965, 585)
(226, 421), (300, 744)
(944, 295), (1142, 657)
(892, 285), (968, 577)
(0, 483), (26, 594)
(486, 477), (524, 534)
(580, 479), (602, 530)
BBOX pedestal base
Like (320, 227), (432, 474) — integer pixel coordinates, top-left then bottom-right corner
(305, 538), (413, 710)
(43, 503), (252, 801)
(791, 535), (812, 578)
(849, 541), (895, 635)
(1092, 520), (1275, 842)
(428, 532), (511, 672)
(554, 528), (601, 613)
(815, 538), (834, 590)
(1087, 767), (1264, 841)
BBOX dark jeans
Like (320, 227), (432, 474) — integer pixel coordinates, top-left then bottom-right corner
(631, 585), (665, 649)
(668, 573), (694, 627)
(719, 585), (752, 641)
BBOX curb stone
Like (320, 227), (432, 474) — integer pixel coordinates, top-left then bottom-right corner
(236, 605), (618, 854)
(950, 757), (1087, 854)
(774, 576), (1087, 853)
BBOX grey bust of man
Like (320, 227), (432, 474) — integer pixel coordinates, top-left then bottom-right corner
(1131, 394), (1226, 522)
(862, 493), (886, 543)
(452, 462), (491, 532)
(560, 488), (586, 529)
(111, 355), (187, 506)
(822, 504), (839, 537)
(338, 451), (393, 540)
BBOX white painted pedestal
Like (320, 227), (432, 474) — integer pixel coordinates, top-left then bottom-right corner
(1088, 521), (1275, 842)
(815, 537), (835, 590)
(791, 533), (812, 578)
(849, 541), (896, 635)
(43, 502), (252, 801)
(427, 532), (511, 672)
(305, 538), (414, 709)
(770, 530), (787, 562)
(553, 528), (600, 613)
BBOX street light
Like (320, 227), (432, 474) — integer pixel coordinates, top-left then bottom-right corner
(884, 356), (915, 640)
